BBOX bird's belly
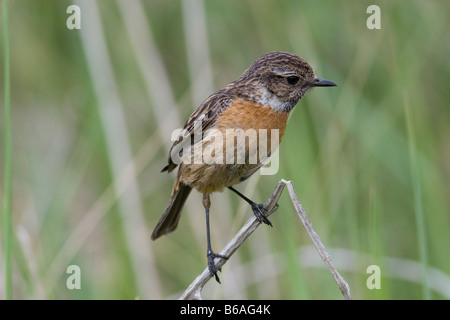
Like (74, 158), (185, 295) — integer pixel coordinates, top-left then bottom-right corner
(179, 163), (258, 194)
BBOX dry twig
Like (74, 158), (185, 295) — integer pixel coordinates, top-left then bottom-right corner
(178, 179), (351, 300)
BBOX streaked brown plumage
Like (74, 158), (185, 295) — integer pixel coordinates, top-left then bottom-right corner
(152, 51), (336, 282)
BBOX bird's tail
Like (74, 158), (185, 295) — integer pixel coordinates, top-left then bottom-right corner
(151, 177), (192, 240)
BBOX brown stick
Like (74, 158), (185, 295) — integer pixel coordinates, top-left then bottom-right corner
(178, 179), (351, 300)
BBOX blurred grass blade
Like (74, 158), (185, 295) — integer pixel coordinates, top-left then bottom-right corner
(71, 0), (161, 299)
(117, 0), (181, 142)
(404, 95), (431, 299)
(2, 0), (12, 300)
(181, 0), (214, 106)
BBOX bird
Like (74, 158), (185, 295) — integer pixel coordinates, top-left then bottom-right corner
(151, 51), (336, 283)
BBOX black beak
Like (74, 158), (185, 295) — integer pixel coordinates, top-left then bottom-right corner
(312, 77), (337, 87)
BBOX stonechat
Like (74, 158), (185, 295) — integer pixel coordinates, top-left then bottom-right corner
(152, 51), (336, 282)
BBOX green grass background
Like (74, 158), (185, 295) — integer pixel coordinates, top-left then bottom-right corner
(1, 0), (449, 299)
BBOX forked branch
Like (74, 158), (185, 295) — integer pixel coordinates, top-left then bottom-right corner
(178, 179), (351, 300)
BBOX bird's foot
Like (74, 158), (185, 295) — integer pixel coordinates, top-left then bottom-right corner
(251, 203), (272, 227)
(207, 250), (228, 284)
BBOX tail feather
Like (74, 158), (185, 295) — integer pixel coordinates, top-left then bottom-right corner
(151, 180), (192, 240)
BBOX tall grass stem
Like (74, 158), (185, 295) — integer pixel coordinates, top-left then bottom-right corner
(404, 96), (431, 299)
(2, 0), (12, 300)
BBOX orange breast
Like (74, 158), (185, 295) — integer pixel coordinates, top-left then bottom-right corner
(215, 99), (289, 137)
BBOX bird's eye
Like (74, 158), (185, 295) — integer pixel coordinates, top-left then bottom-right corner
(286, 76), (300, 86)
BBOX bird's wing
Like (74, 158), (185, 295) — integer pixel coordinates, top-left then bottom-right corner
(162, 88), (234, 172)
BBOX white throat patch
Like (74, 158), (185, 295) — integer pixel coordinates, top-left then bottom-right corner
(256, 88), (294, 112)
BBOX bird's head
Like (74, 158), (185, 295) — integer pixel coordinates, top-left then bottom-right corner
(234, 51), (336, 112)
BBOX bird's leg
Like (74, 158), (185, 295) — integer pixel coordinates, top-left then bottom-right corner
(202, 193), (228, 283)
(228, 186), (272, 227)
